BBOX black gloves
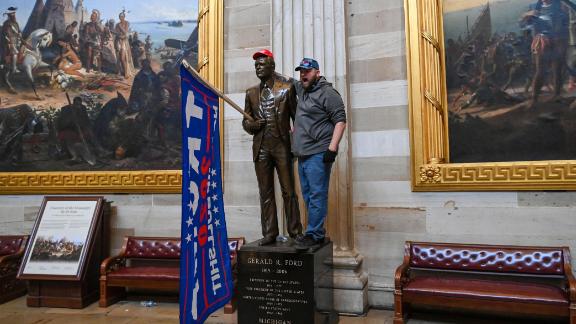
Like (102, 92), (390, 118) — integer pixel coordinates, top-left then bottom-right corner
(245, 119), (265, 133)
(323, 149), (337, 163)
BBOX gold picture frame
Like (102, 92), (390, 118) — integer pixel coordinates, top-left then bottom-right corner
(404, 0), (576, 191)
(0, 0), (223, 194)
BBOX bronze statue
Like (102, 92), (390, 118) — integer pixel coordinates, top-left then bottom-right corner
(242, 49), (302, 246)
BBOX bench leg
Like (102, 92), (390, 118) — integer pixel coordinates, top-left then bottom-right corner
(393, 290), (406, 324)
(99, 279), (126, 307)
(224, 295), (237, 314)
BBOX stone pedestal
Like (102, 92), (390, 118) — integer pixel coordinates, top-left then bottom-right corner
(331, 251), (369, 314)
(237, 240), (338, 324)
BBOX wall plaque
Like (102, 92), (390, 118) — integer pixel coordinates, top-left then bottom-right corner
(237, 241), (337, 324)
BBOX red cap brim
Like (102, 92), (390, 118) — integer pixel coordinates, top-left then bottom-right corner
(252, 49), (274, 60)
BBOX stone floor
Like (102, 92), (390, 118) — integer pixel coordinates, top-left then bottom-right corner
(0, 296), (562, 323)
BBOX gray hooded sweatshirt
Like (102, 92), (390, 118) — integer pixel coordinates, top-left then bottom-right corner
(292, 76), (347, 157)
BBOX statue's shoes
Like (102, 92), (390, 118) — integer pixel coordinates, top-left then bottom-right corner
(258, 236), (276, 246)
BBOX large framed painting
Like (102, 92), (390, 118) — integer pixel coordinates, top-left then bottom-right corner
(0, 0), (199, 193)
(405, 0), (576, 190)
(18, 196), (104, 280)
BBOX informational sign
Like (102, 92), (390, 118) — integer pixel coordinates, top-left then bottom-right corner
(19, 197), (103, 280)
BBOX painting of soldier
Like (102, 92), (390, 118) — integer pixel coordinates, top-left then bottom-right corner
(444, 0), (576, 162)
(0, 0), (198, 172)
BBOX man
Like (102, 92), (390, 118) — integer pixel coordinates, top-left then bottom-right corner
(56, 96), (97, 164)
(520, 0), (569, 106)
(63, 21), (79, 52)
(144, 35), (153, 60)
(129, 58), (161, 140)
(83, 10), (103, 73)
(242, 49), (302, 246)
(292, 58), (347, 247)
(1, 7), (22, 75)
(55, 39), (83, 77)
(131, 32), (145, 68)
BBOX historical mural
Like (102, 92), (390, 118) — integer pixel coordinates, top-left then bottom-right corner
(0, 0), (197, 172)
(444, 0), (576, 162)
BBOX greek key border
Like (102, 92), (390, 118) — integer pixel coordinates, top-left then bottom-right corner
(0, 171), (182, 194)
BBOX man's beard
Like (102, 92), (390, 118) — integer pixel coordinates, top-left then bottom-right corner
(304, 75), (318, 90)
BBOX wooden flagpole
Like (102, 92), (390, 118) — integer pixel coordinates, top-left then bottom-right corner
(181, 59), (254, 122)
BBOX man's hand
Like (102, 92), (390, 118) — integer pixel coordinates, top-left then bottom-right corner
(245, 119), (265, 133)
(323, 149), (337, 163)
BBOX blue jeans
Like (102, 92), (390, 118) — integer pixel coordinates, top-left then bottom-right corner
(298, 152), (332, 241)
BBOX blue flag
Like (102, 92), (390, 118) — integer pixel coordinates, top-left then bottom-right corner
(180, 65), (233, 324)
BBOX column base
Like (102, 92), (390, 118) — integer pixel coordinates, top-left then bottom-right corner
(329, 249), (369, 315)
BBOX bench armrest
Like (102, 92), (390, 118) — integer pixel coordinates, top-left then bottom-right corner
(566, 271), (576, 302)
(0, 252), (24, 273)
(560, 247), (576, 302)
(101, 236), (131, 277)
(100, 254), (127, 276)
(394, 242), (412, 290)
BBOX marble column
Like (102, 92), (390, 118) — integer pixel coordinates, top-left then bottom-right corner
(272, 0), (368, 314)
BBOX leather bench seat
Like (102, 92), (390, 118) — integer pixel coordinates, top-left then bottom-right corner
(394, 242), (576, 323)
(0, 235), (28, 304)
(100, 236), (245, 313)
(403, 276), (568, 305)
(107, 266), (179, 281)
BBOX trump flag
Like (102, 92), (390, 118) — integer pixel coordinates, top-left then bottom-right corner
(180, 65), (233, 324)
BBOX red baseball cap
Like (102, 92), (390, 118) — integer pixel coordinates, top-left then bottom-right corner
(252, 49), (274, 60)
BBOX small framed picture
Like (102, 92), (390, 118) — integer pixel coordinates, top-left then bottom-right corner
(18, 196), (104, 280)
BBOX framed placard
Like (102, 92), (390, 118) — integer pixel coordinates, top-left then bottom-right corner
(18, 196), (104, 281)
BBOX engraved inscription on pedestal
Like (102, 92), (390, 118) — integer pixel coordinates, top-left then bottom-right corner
(237, 241), (336, 324)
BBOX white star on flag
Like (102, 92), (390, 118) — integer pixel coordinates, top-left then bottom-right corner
(185, 233), (192, 243)
(213, 206), (219, 214)
(215, 219), (220, 227)
(212, 194), (218, 201)
(186, 217), (193, 227)
(210, 168), (217, 176)
(187, 201), (194, 210)
(211, 181), (216, 189)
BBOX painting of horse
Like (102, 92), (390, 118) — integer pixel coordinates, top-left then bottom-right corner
(0, 0), (198, 173)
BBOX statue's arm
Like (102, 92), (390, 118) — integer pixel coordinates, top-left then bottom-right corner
(288, 82), (297, 122)
(242, 90), (256, 135)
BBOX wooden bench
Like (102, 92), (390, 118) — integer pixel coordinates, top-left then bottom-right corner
(99, 235), (244, 312)
(0, 235), (28, 304)
(394, 241), (576, 323)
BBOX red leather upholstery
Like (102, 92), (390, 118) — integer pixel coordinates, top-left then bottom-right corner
(0, 236), (26, 256)
(0, 235), (27, 304)
(124, 237), (181, 259)
(108, 266), (179, 281)
(100, 236), (245, 309)
(410, 243), (564, 275)
(404, 276), (569, 305)
(394, 242), (576, 324)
